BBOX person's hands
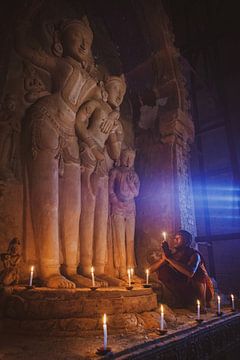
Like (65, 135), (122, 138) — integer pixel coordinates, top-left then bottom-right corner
(91, 147), (105, 161)
(162, 241), (171, 259)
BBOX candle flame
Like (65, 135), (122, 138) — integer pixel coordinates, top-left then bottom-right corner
(130, 268), (134, 275)
(146, 269), (149, 275)
(162, 231), (167, 240)
(91, 266), (94, 273)
(160, 304), (164, 314)
(217, 295), (221, 302)
(127, 268), (131, 275)
(231, 294), (234, 300)
(197, 299), (200, 306)
(103, 313), (107, 324)
(31, 266), (34, 272)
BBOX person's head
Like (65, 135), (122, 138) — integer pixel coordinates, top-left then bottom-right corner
(104, 75), (126, 108)
(53, 17), (93, 67)
(120, 148), (136, 168)
(174, 230), (192, 249)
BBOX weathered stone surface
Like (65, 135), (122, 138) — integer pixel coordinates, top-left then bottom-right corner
(2, 286), (158, 334)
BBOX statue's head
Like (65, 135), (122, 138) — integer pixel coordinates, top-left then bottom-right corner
(8, 237), (21, 255)
(3, 94), (17, 112)
(120, 148), (136, 168)
(53, 17), (93, 68)
(104, 75), (126, 108)
(174, 230), (192, 249)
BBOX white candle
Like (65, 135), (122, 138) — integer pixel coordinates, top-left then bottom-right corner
(103, 313), (107, 350)
(29, 266), (34, 286)
(162, 232), (167, 241)
(217, 295), (221, 314)
(197, 299), (200, 320)
(231, 294), (235, 310)
(160, 304), (164, 330)
(130, 268), (134, 276)
(91, 266), (95, 287)
(146, 269), (149, 285)
(127, 269), (131, 287)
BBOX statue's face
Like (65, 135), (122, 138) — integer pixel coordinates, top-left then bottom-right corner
(5, 98), (16, 112)
(121, 151), (135, 168)
(62, 24), (93, 64)
(105, 81), (125, 108)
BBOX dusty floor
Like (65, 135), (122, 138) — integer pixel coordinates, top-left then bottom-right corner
(0, 307), (234, 360)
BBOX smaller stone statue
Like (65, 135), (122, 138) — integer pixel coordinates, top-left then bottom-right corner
(109, 148), (141, 282)
(0, 238), (21, 286)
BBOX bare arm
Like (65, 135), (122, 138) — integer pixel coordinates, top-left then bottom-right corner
(149, 258), (166, 273)
(165, 252), (201, 278)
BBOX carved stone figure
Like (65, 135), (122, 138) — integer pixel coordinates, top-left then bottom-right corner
(0, 94), (20, 179)
(76, 76), (126, 284)
(23, 62), (50, 104)
(15, 8), (99, 288)
(109, 148), (140, 281)
(0, 237), (21, 286)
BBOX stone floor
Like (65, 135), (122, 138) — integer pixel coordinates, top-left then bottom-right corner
(0, 306), (236, 360)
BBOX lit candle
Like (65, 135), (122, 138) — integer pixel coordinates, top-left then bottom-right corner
(160, 304), (164, 331)
(127, 269), (131, 287)
(29, 266), (34, 286)
(91, 266), (95, 287)
(217, 295), (221, 314)
(130, 268), (134, 277)
(197, 299), (200, 320)
(231, 294), (235, 311)
(162, 232), (167, 241)
(103, 313), (107, 350)
(146, 269), (149, 285)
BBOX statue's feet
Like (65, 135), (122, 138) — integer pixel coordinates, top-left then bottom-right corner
(65, 274), (102, 288)
(46, 274), (76, 289)
(80, 272), (108, 287)
(96, 274), (125, 287)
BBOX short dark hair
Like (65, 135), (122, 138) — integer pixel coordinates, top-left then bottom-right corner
(176, 230), (192, 246)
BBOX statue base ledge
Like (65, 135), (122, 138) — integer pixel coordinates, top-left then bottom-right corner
(1, 286), (158, 335)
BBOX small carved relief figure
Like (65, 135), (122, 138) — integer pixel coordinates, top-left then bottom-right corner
(15, 2), (99, 288)
(109, 148), (140, 281)
(23, 62), (50, 103)
(76, 75), (126, 285)
(0, 94), (20, 179)
(0, 238), (21, 286)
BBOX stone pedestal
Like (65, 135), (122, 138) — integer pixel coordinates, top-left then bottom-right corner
(2, 286), (158, 336)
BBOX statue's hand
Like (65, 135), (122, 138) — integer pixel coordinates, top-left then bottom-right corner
(91, 147), (105, 161)
(100, 117), (114, 134)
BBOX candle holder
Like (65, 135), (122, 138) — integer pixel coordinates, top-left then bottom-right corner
(126, 286), (133, 290)
(90, 286), (99, 291)
(143, 284), (151, 288)
(96, 346), (112, 356)
(195, 318), (204, 324)
(216, 311), (223, 317)
(157, 328), (168, 335)
(25, 285), (35, 290)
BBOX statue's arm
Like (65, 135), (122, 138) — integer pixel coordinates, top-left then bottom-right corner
(76, 101), (105, 161)
(109, 169), (119, 204)
(15, 20), (56, 72)
(106, 118), (123, 161)
(165, 252), (201, 278)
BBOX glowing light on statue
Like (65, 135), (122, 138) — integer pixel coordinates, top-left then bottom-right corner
(146, 269), (149, 285)
(162, 232), (167, 241)
(29, 266), (34, 287)
(103, 313), (107, 350)
(127, 269), (131, 287)
(231, 294), (235, 311)
(197, 299), (200, 320)
(160, 304), (164, 331)
(91, 266), (95, 287)
(217, 295), (221, 315)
